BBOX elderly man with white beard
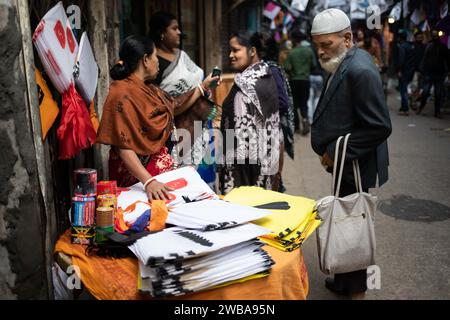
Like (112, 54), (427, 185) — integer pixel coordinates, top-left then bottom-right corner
(309, 9), (392, 300)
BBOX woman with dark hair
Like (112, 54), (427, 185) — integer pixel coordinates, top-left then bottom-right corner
(149, 11), (220, 189)
(96, 35), (217, 200)
(258, 32), (295, 193)
(357, 29), (382, 70)
(218, 32), (281, 194)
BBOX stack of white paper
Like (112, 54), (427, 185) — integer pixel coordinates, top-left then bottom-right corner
(138, 241), (273, 297)
(32, 1), (78, 94)
(119, 167), (273, 231)
(123, 199), (272, 231)
(129, 223), (271, 263)
(129, 224), (274, 297)
(167, 200), (273, 231)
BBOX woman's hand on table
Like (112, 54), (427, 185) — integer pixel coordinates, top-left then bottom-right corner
(145, 180), (174, 201)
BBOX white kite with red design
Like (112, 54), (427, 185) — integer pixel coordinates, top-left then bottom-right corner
(32, 1), (96, 159)
(32, 1), (78, 94)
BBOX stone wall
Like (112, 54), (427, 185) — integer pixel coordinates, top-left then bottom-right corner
(0, 0), (48, 299)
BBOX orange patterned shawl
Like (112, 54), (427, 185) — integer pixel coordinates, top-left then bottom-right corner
(97, 74), (193, 156)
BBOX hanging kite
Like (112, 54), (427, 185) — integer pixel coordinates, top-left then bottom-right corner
(32, 1), (96, 159)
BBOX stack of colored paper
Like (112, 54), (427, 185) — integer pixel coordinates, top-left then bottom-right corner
(224, 187), (321, 251)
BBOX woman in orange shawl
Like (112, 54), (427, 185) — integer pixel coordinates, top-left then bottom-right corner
(97, 35), (217, 200)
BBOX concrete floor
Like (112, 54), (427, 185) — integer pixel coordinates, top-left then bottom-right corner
(283, 89), (450, 300)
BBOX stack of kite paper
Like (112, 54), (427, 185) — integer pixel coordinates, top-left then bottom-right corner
(129, 224), (274, 297)
(224, 187), (321, 252)
(167, 200), (272, 231)
(118, 166), (272, 231)
(118, 167), (271, 231)
(118, 166), (218, 211)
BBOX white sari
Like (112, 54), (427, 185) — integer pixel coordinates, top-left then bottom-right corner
(159, 49), (204, 97)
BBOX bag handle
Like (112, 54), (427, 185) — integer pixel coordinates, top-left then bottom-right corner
(331, 136), (344, 195)
(334, 134), (351, 196)
(352, 159), (363, 193)
(333, 133), (364, 196)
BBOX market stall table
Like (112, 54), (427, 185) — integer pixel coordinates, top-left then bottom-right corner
(55, 230), (310, 300)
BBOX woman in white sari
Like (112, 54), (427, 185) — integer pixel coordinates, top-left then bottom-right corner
(149, 11), (219, 188)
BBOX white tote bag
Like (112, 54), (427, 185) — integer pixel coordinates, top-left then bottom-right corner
(316, 134), (377, 275)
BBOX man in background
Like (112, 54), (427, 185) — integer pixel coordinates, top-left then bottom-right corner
(396, 30), (416, 116)
(284, 30), (318, 135)
(417, 29), (449, 119)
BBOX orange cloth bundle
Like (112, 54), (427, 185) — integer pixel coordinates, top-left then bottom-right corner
(148, 200), (168, 232)
(115, 200), (168, 233)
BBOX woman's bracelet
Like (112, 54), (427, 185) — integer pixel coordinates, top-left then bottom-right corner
(143, 177), (157, 190)
(197, 84), (205, 96)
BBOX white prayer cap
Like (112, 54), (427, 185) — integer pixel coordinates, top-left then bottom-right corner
(311, 8), (351, 36)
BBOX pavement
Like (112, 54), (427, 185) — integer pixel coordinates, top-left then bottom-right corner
(283, 87), (450, 300)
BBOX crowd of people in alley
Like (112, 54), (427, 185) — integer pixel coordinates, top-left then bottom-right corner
(395, 28), (450, 118)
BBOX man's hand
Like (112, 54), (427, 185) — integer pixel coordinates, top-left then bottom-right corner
(321, 152), (334, 168)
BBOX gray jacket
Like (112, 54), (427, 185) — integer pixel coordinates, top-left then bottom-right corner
(311, 47), (392, 189)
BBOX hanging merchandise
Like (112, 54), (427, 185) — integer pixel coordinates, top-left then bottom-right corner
(279, 0), (300, 18)
(410, 9), (423, 26)
(283, 12), (294, 27)
(441, 2), (449, 19)
(402, 0), (409, 18)
(57, 84), (97, 159)
(32, 1), (78, 93)
(263, 1), (282, 20)
(282, 26), (289, 41)
(270, 20), (277, 30)
(377, 0), (394, 14)
(291, 0), (309, 12)
(74, 32), (99, 105)
(274, 10), (285, 27)
(389, 2), (401, 22)
(32, 1), (96, 159)
(274, 30), (282, 42)
(282, 12), (294, 40)
(35, 68), (59, 141)
(350, 0), (368, 20)
(421, 20), (430, 32)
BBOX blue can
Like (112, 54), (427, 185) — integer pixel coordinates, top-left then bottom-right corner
(72, 196), (95, 227)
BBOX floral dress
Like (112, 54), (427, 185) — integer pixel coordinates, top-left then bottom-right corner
(218, 61), (281, 194)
